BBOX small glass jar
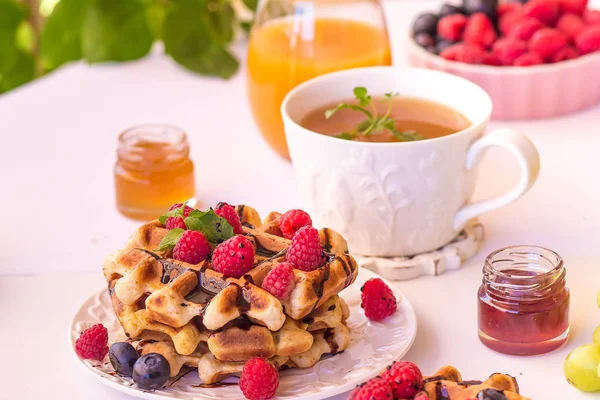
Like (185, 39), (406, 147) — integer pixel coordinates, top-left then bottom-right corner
(115, 124), (195, 220)
(478, 246), (570, 356)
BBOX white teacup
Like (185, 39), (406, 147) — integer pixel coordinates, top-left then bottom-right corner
(281, 67), (540, 257)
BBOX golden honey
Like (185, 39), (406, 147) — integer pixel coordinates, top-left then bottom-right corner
(115, 124), (195, 221)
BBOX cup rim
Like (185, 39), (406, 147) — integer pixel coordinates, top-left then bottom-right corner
(280, 66), (493, 147)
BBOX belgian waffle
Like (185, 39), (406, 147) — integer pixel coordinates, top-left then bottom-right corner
(419, 366), (531, 400)
(102, 204), (358, 382)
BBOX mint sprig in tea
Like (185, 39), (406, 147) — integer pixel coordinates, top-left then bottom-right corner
(301, 87), (471, 142)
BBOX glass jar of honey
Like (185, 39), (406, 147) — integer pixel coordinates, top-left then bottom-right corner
(478, 246), (570, 356)
(115, 124), (195, 221)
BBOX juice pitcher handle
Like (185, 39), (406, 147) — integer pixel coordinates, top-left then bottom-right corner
(453, 128), (540, 231)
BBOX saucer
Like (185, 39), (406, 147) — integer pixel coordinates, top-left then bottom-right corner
(69, 268), (417, 400)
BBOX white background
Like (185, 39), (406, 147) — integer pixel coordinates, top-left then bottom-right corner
(1, 0), (600, 399)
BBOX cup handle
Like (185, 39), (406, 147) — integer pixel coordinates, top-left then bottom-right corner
(453, 128), (540, 231)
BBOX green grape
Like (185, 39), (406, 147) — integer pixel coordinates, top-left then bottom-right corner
(564, 344), (600, 392)
(593, 326), (600, 344)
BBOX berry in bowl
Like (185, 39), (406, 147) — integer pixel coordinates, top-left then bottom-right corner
(408, 0), (600, 120)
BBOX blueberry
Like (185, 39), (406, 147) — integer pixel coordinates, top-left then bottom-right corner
(414, 33), (435, 48)
(109, 342), (139, 377)
(412, 13), (439, 36)
(463, 0), (498, 20)
(440, 3), (465, 18)
(132, 353), (170, 390)
(436, 38), (457, 54)
(477, 389), (509, 400)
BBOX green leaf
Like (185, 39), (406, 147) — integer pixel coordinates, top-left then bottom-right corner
(0, 49), (34, 93)
(353, 86), (371, 107)
(240, 20), (253, 33)
(39, 0), (88, 70)
(157, 228), (185, 251)
(15, 21), (35, 54)
(384, 91), (399, 101)
(82, 0), (154, 63)
(325, 103), (372, 120)
(163, 0), (239, 79)
(158, 203), (186, 225)
(242, 0), (258, 11)
(145, 1), (165, 40)
(336, 132), (356, 141)
(392, 129), (426, 142)
(184, 209), (234, 244)
(0, 0), (27, 73)
(207, 0), (235, 44)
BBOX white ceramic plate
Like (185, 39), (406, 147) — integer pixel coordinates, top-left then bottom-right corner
(69, 268), (417, 400)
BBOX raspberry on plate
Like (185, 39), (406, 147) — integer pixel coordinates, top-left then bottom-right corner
(285, 226), (325, 272)
(438, 14), (468, 41)
(529, 28), (568, 61)
(508, 17), (544, 41)
(239, 358), (279, 400)
(557, 13), (586, 42)
(262, 262), (295, 300)
(553, 45), (579, 61)
(75, 324), (109, 361)
(584, 9), (600, 25)
(348, 377), (393, 400)
(463, 13), (497, 49)
(215, 202), (244, 234)
(576, 25), (600, 54)
(440, 43), (486, 64)
(279, 209), (313, 239)
(482, 52), (502, 65)
(524, 0), (560, 25)
(212, 235), (255, 278)
(380, 361), (423, 399)
(165, 216), (186, 230)
(514, 52), (545, 66)
(558, 0), (588, 16)
(360, 278), (397, 321)
(169, 203), (193, 217)
(499, 11), (527, 36)
(173, 230), (212, 264)
(492, 37), (528, 65)
(498, 3), (523, 18)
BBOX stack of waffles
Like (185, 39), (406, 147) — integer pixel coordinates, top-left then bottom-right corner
(102, 205), (358, 384)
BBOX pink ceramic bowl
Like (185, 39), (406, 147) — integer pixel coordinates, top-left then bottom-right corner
(407, 37), (600, 120)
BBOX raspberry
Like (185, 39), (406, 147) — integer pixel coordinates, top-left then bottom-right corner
(169, 203), (193, 217)
(75, 324), (109, 361)
(463, 13), (497, 49)
(438, 14), (468, 41)
(261, 263), (295, 300)
(508, 17), (544, 41)
(482, 52), (502, 65)
(239, 358), (279, 400)
(529, 28), (568, 60)
(165, 216), (186, 230)
(498, 3), (523, 17)
(557, 13), (586, 42)
(552, 45), (579, 61)
(499, 11), (527, 36)
(360, 278), (397, 321)
(492, 37), (528, 65)
(380, 361), (423, 399)
(524, 0), (560, 25)
(414, 393), (431, 400)
(215, 202), (244, 234)
(349, 377), (393, 400)
(440, 43), (486, 64)
(576, 25), (600, 54)
(285, 226), (325, 272)
(584, 9), (600, 25)
(279, 209), (313, 239)
(514, 52), (545, 66)
(173, 230), (212, 264)
(558, 0), (588, 15)
(212, 235), (255, 278)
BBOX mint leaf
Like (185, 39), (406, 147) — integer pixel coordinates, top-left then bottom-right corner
(145, 1), (165, 40)
(184, 209), (234, 244)
(82, 0), (154, 63)
(0, 49), (34, 93)
(157, 228), (185, 251)
(40, 0), (88, 70)
(242, 0), (258, 11)
(163, 0), (239, 79)
(0, 0), (27, 74)
(207, 0), (235, 44)
(158, 204), (186, 225)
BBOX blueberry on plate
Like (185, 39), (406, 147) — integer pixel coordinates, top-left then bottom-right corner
(477, 388), (509, 400)
(440, 3), (465, 18)
(414, 32), (436, 48)
(412, 13), (439, 36)
(463, 0), (498, 20)
(109, 342), (139, 377)
(436, 38), (457, 54)
(132, 353), (170, 390)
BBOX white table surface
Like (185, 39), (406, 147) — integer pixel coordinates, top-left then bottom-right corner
(2, 1), (600, 399)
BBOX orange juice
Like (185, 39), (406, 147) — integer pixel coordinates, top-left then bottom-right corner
(247, 18), (391, 158)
